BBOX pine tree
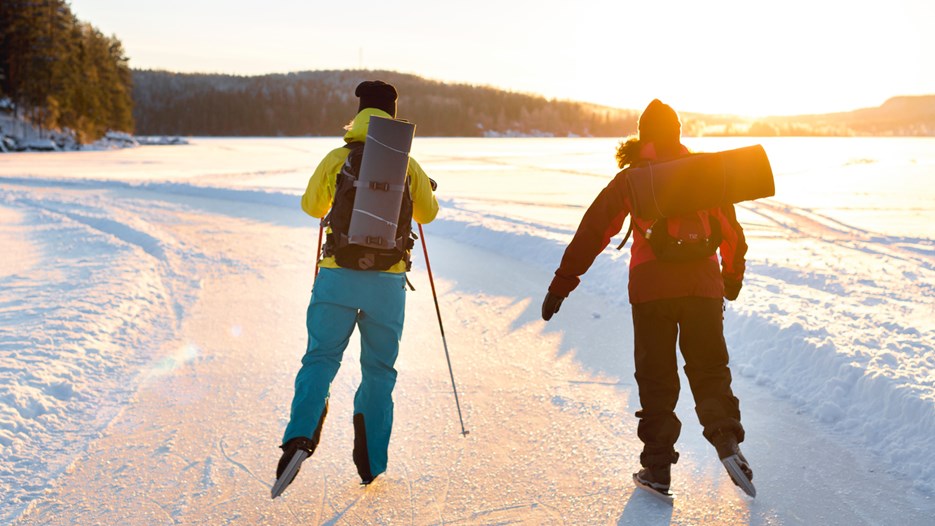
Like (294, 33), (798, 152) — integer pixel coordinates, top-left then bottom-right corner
(0, 0), (135, 143)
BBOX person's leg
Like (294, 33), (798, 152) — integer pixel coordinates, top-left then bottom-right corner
(352, 271), (406, 482)
(632, 299), (682, 469)
(677, 297), (744, 444)
(282, 269), (358, 446)
(678, 297), (754, 494)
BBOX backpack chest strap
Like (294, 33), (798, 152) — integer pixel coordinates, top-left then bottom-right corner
(352, 180), (407, 192)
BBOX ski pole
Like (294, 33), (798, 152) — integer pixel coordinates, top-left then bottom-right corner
(418, 223), (469, 436)
(314, 225), (323, 282)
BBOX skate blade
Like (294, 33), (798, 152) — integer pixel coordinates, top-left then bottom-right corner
(271, 450), (309, 499)
(632, 473), (674, 504)
(721, 454), (756, 498)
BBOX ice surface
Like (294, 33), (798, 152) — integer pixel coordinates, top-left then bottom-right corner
(0, 137), (932, 523)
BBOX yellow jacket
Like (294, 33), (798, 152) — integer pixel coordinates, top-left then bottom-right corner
(302, 108), (439, 273)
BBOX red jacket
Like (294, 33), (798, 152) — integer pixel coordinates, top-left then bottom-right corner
(549, 143), (747, 304)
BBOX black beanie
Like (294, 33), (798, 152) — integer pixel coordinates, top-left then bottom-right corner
(356, 80), (398, 117)
(638, 99), (681, 143)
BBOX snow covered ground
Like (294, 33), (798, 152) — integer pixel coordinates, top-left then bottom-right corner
(0, 137), (933, 524)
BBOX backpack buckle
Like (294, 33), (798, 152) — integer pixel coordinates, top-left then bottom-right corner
(365, 236), (385, 246)
(369, 181), (390, 191)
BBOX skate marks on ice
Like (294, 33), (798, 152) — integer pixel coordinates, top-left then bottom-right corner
(741, 198), (934, 267)
(739, 197), (934, 326)
(218, 437), (270, 491)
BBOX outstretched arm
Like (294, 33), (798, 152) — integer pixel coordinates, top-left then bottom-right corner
(548, 173), (631, 299)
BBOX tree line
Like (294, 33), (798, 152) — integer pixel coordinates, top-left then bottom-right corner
(0, 0), (134, 143)
(132, 69), (639, 138)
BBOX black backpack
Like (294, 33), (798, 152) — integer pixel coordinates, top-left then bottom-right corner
(322, 142), (415, 271)
(619, 211), (722, 262)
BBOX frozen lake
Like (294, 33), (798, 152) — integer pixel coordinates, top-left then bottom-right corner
(1, 137), (933, 524)
(12, 136), (933, 234)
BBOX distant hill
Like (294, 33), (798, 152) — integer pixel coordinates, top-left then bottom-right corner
(705, 96), (935, 137)
(132, 69), (934, 138)
(132, 70), (638, 138)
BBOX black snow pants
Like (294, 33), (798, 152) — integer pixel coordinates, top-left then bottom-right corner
(631, 296), (744, 467)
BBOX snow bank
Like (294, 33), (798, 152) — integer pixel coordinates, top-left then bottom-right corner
(0, 182), (214, 520)
(135, 136), (190, 146)
(725, 311), (935, 489)
(0, 112), (171, 152)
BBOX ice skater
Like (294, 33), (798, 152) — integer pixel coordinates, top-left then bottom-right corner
(541, 99), (755, 500)
(274, 80), (439, 495)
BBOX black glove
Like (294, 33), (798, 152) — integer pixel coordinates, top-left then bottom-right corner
(428, 177), (438, 191)
(541, 292), (565, 321)
(724, 278), (742, 301)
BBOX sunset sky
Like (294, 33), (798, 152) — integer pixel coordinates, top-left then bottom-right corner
(69, 0), (934, 117)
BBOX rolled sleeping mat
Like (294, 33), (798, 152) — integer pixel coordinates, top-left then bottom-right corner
(348, 116), (416, 249)
(626, 144), (775, 220)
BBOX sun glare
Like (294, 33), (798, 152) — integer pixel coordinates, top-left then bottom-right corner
(65, 0), (935, 116)
(553, 0), (927, 116)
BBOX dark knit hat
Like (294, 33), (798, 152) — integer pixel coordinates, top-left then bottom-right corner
(638, 99), (681, 143)
(356, 80), (398, 117)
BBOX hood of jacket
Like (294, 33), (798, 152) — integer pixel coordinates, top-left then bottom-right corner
(343, 108), (394, 143)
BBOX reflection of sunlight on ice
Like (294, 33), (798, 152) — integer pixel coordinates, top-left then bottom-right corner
(144, 343), (200, 380)
(670, 466), (752, 525)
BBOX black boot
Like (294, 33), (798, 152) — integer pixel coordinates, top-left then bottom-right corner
(273, 437), (316, 497)
(635, 464), (671, 493)
(713, 430), (756, 497)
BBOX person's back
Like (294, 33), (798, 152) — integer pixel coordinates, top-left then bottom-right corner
(274, 80), (438, 496)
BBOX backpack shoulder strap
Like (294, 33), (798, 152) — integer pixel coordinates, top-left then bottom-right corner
(616, 165), (643, 250)
(616, 217), (634, 250)
(323, 142), (365, 230)
(338, 141), (365, 178)
(616, 216), (658, 250)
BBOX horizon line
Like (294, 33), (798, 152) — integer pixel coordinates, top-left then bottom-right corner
(128, 66), (935, 120)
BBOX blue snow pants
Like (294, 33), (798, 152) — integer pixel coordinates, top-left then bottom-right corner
(283, 267), (406, 482)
